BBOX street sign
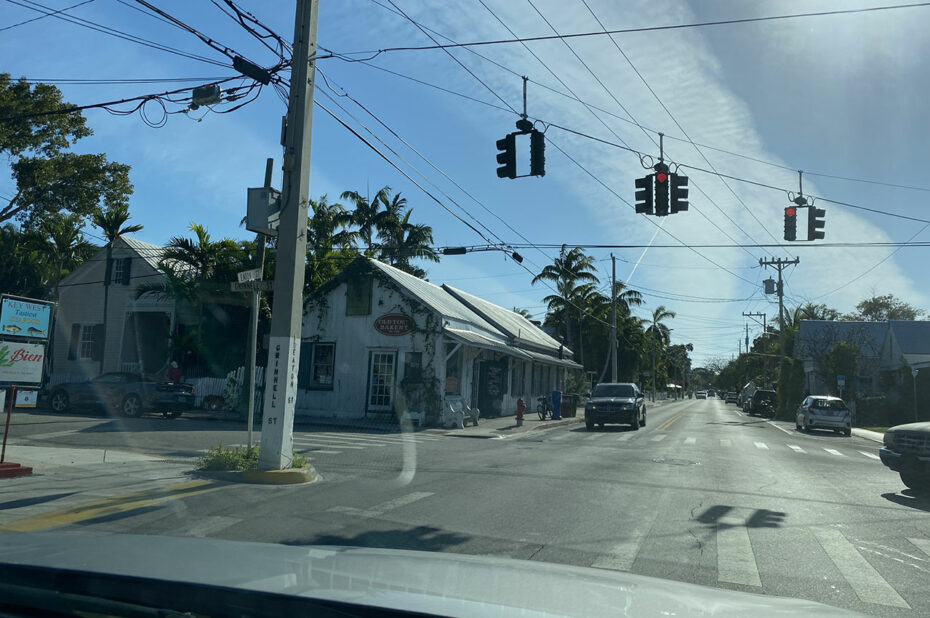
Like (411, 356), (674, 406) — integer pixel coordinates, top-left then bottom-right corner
(837, 375), (845, 387)
(912, 368), (919, 378)
(237, 268), (263, 283)
(231, 280), (274, 292)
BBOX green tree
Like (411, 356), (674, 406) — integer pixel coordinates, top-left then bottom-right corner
(532, 245), (599, 354)
(512, 307), (534, 319)
(645, 305), (676, 400)
(40, 213), (94, 299)
(376, 208), (439, 278)
(306, 194), (358, 292)
(845, 294), (924, 321)
(92, 203), (143, 373)
(820, 341), (860, 396)
(1, 74), (132, 226)
(341, 185), (391, 251)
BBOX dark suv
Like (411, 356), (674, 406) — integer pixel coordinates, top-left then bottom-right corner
(585, 382), (645, 431)
(880, 423), (930, 491)
(747, 390), (777, 417)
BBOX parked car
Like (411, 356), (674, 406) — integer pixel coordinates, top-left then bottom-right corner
(725, 392), (738, 404)
(880, 422), (930, 490)
(696, 391), (707, 399)
(746, 389), (777, 416)
(585, 382), (645, 431)
(48, 372), (195, 418)
(706, 389), (715, 398)
(795, 395), (851, 436)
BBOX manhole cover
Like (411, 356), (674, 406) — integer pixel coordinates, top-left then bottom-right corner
(652, 457), (699, 466)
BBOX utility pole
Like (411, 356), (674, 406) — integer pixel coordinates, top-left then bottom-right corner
(246, 158), (272, 450)
(760, 257), (800, 372)
(610, 254), (618, 382)
(743, 311), (767, 386)
(259, 0), (318, 470)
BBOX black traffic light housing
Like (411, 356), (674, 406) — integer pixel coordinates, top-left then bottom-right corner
(808, 206), (826, 241)
(496, 133), (517, 179)
(784, 206), (797, 241)
(635, 174), (654, 214)
(654, 163), (670, 216)
(529, 129), (545, 177)
(670, 173), (689, 213)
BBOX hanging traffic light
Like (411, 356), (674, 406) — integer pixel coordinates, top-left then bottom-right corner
(784, 206), (797, 241)
(635, 174), (654, 214)
(529, 129), (545, 177)
(496, 133), (516, 179)
(654, 164), (670, 216)
(670, 173), (689, 213)
(808, 206), (826, 241)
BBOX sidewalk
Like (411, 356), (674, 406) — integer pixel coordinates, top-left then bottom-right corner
(852, 427), (884, 443)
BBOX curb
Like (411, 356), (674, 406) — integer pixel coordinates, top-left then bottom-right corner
(196, 465), (321, 485)
(852, 428), (884, 444)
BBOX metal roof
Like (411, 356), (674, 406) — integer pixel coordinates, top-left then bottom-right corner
(441, 284), (568, 356)
(887, 321), (930, 356)
(795, 320), (887, 358)
(120, 237), (164, 271)
(444, 328), (531, 360)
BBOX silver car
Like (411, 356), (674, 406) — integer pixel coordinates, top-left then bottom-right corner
(795, 395), (851, 436)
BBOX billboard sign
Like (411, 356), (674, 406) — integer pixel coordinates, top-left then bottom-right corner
(0, 342), (45, 384)
(0, 297), (52, 339)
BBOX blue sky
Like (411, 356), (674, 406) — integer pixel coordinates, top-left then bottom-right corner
(3, 0), (929, 366)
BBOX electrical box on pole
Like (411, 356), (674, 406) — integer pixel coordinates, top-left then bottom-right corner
(246, 187), (281, 236)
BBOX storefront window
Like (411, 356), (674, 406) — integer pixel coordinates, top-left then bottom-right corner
(310, 343), (335, 389)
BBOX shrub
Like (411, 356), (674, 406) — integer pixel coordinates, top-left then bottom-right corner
(198, 445), (307, 471)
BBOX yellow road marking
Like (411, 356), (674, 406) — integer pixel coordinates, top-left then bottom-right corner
(0, 480), (225, 533)
(655, 403), (696, 431)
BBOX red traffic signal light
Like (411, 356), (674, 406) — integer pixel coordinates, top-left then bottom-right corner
(655, 171), (668, 184)
(784, 206), (797, 241)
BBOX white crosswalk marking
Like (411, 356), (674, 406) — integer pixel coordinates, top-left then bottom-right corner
(183, 516), (240, 538)
(550, 433), (571, 440)
(303, 450), (340, 454)
(824, 448), (845, 457)
(293, 441), (365, 450)
(717, 514), (762, 587)
(650, 434), (667, 442)
(684, 437), (696, 445)
(327, 491), (434, 518)
(617, 434), (634, 441)
(812, 527), (909, 608)
(585, 434), (602, 440)
(754, 442), (768, 450)
(908, 537), (930, 557)
(297, 435), (389, 447)
(720, 439), (731, 447)
(858, 451), (880, 460)
(788, 445), (805, 453)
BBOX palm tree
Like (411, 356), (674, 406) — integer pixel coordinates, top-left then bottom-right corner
(532, 245), (599, 354)
(40, 214), (93, 300)
(377, 208), (438, 277)
(645, 305), (676, 401)
(341, 185), (391, 252)
(92, 204), (143, 373)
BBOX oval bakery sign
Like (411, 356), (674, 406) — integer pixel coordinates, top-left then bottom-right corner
(374, 313), (412, 336)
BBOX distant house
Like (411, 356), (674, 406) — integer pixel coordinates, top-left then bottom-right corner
(298, 257), (580, 424)
(52, 237), (174, 382)
(794, 320), (888, 395)
(879, 321), (930, 373)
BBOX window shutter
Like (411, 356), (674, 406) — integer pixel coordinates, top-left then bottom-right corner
(298, 342), (313, 390)
(91, 324), (106, 362)
(104, 257), (113, 284)
(68, 324), (81, 360)
(121, 257), (132, 285)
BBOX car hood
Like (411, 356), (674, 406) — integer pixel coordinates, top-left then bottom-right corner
(0, 532), (860, 617)
(588, 396), (637, 404)
(887, 421), (930, 433)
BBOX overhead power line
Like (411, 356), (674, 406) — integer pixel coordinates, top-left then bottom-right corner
(333, 3), (930, 58)
(0, 0), (92, 32)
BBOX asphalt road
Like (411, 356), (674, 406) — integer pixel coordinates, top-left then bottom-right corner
(3, 398), (929, 616)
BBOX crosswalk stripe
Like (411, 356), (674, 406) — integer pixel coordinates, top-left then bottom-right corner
(295, 437), (389, 447)
(788, 445), (805, 453)
(754, 442), (768, 450)
(650, 434), (667, 442)
(550, 433), (571, 440)
(296, 434), (397, 444)
(858, 451), (880, 460)
(824, 448), (845, 457)
(294, 441), (365, 450)
(907, 537), (930, 557)
(717, 515), (762, 587)
(298, 449), (340, 454)
(684, 437), (696, 445)
(585, 433), (602, 440)
(617, 434), (634, 441)
(812, 527), (909, 608)
(327, 491), (434, 518)
(720, 439), (731, 447)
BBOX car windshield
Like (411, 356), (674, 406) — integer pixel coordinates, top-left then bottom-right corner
(4, 3), (928, 616)
(591, 384), (635, 398)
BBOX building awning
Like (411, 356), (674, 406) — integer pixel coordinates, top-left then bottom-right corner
(521, 349), (583, 370)
(444, 328), (532, 360)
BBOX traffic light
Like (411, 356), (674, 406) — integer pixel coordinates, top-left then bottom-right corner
(654, 166), (669, 216)
(496, 133), (516, 179)
(808, 206), (826, 241)
(529, 129), (545, 177)
(635, 174), (653, 214)
(784, 206), (797, 241)
(670, 173), (689, 213)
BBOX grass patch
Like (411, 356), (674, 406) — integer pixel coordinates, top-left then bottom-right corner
(859, 426), (889, 434)
(198, 445), (307, 471)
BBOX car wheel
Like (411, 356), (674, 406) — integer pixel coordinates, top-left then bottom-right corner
(630, 416), (640, 431)
(843, 427), (851, 437)
(795, 419), (801, 430)
(120, 394), (143, 418)
(585, 419), (595, 431)
(640, 409), (646, 427)
(900, 471), (930, 491)
(50, 390), (70, 412)
(163, 410), (181, 419)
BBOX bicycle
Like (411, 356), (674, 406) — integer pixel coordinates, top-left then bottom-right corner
(536, 396), (552, 420)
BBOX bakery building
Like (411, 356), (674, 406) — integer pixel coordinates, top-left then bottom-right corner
(296, 257), (580, 425)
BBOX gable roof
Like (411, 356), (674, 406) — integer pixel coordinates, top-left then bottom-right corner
(441, 284), (567, 356)
(887, 321), (930, 356)
(120, 237), (164, 271)
(795, 320), (887, 358)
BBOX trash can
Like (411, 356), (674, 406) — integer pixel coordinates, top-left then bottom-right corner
(551, 390), (562, 420)
(561, 393), (575, 417)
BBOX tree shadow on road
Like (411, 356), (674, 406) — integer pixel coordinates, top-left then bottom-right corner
(280, 525), (471, 553)
(881, 491), (930, 512)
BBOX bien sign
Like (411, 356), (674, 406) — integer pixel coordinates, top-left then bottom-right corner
(374, 313), (412, 336)
(0, 342), (45, 384)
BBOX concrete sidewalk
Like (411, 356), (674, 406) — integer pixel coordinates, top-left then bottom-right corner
(852, 427), (884, 443)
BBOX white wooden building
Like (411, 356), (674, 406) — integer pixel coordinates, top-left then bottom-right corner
(297, 257), (580, 424)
